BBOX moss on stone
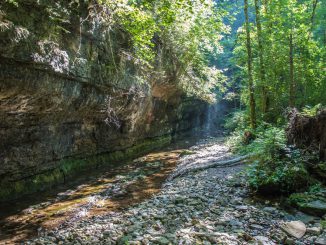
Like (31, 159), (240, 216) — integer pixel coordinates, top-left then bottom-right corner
(289, 189), (326, 216)
(0, 135), (171, 202)
(321, 220), (326, 229)
(315, 162), (326, 179)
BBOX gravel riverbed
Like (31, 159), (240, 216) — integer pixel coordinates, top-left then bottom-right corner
(27, 138), (326, 245)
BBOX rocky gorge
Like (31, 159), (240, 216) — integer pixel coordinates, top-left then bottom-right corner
(20, 138), (326, 245)
(0, 1), (219, 201)
(1, 0), (325, 244)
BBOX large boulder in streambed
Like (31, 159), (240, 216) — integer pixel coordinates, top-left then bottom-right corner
(289, 191), (326, 216)
(281, 221), (306, 239)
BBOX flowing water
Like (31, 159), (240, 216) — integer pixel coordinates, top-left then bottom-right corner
(204, 103), (227, 136)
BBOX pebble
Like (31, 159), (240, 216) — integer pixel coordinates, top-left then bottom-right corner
(263, 207), (277, 213)
(316, 236), (326, 245)
(27, 138), (324, 245)
(307, 226), (322, 235)
(254, 235), (276, 245)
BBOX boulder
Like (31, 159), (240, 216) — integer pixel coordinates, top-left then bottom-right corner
(281, 221), (306, 239)
(289, 192), (326, 217)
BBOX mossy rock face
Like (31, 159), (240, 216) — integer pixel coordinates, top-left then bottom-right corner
(0, 135), (171, 202)
(314, 162), (326, 180)
(289, 191), (326, 216)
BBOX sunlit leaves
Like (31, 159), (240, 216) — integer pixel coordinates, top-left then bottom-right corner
(234, 0), (325, 121)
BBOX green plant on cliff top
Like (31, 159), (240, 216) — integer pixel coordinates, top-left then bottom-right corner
(2, 0), (228, 101)
(4, 0), (18, 6)
(98, 0), (228, 101)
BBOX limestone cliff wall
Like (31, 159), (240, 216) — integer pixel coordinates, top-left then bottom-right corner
(0, 1), (208, 201)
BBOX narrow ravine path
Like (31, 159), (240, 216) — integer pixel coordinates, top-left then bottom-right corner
(1, 137), (325, 244)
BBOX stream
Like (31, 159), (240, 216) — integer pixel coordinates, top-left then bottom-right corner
(0, 135), (207, 244)
(0, 135), (325, 244)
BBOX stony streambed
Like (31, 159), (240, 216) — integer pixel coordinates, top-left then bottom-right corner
(2, 137), (326, 244)
(0, 143), (189, 244)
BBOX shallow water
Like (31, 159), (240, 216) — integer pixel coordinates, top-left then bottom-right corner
(0, 136), (206, 244)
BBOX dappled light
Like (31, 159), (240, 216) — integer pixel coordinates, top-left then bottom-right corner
(0, 0), (325, 244)
(0, 145), (193, 244)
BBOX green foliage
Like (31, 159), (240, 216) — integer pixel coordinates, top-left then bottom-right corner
(244, 134), (311, 194)
(230, 0), (325, 124)
(225, 110), (252, 151)
(224, 110), (249, 132)
(226, 113), (286, 157)
(307, 183), (324, 193)
(4, 0), (18, 6)
(1, 0), (228, 101)
(243, 126), (286, 159)
(95, 0), (228, 100)
(247, 160), (310, 194)
(225, 0), (325, 193)
(226, 122), (312, 194)
(301, 103), (323, 117)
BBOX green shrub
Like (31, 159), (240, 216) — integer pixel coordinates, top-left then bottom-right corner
(247, 160), (311, 194)
(301, 103), (323, 117)
(227, 124), (311, 194)
(224, 110), (249, 132)
(242, 126), (286, 158)
(226, 122), (286, 157)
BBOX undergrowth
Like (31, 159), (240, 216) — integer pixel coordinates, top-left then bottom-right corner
(225, 110), (316, 195)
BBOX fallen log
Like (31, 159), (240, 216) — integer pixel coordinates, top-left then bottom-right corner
(169, 154), (250, 180)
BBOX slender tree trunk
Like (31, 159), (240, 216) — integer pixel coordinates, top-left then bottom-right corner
(244, 0), (256, 128)
(311, 0), (318, 25)
(254, 0), (268, 114)
(307, 0), (319, 41)
(289, 32), (295, 107)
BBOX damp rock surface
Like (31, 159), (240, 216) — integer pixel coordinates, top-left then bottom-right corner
(22, 138), (326, 245)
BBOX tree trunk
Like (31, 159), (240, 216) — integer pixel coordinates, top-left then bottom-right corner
(244, 0), (257, 128)
(311, 0), (318, 25)
(289, 32), (295, 107)
(254, 0), (268, 114)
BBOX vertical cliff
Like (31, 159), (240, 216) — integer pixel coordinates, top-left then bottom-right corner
(0, 1), (209, 201)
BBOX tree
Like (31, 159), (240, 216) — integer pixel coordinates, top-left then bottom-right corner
(254, 0), (268, 114)
(244, 0), (257, 128)
(289, 32), (295, 107)
(232, 0), (325, 124)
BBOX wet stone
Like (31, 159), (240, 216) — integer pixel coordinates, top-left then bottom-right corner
(25, 138), (321, 245)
